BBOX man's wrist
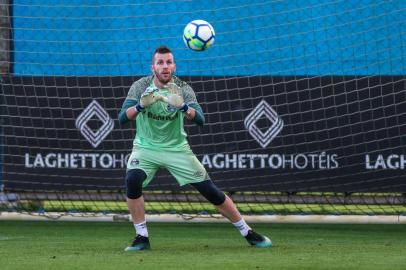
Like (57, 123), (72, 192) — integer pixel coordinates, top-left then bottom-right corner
(180, 103), (189, 112)
(185, 107), (196, 120)
(135, 103), (144, 113)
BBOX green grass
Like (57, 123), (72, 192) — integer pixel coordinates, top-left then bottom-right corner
(0, 221), (405, 270)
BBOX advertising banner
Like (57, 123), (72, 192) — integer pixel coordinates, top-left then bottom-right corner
(2, 76), (406, 192)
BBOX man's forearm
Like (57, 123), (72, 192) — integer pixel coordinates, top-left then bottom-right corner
(119, 99), (138, 124)
(188, 103), (205, 126)
(126, 106), (138, 121)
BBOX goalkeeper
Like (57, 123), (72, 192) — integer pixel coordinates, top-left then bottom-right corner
(118, 46), (272, 251)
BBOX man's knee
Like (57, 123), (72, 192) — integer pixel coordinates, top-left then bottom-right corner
(125, 169), (147, 199)
(191, 180), (226, 205)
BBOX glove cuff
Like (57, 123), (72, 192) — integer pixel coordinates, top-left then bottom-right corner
(180, 103), (189, 112)
(135, 103), (144, 113)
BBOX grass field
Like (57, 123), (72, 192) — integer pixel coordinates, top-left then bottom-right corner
(0, 221), (405, 270)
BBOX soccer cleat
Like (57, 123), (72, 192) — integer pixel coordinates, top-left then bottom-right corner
(124, 235), (151, 251)
(245, 230), (272, 248)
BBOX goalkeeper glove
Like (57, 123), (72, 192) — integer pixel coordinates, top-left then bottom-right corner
(160, 83), (189, 112)
(135, 86), (159, 112)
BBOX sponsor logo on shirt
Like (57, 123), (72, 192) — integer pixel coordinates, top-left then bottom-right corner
(147, 111), (178, 121)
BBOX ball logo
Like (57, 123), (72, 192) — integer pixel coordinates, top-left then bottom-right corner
(75, 100), (114, 148)
(244, 100), (284, 148)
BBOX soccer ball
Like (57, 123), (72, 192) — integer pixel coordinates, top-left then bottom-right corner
(183, 20), (215, 51)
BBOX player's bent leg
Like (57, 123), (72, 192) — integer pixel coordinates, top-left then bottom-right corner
(191, 180), (241, 222)
(191, 180), (272, 248)
(190, 180), (226, 206)
(125, 169), (151, 251)
(221, 195), (271, 248)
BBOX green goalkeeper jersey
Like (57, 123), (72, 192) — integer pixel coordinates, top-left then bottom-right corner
(125, 76), (198, 151)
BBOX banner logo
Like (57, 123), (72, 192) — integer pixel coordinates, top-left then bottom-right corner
(75, 100), (114, 148)
(244, 100), (283, 148)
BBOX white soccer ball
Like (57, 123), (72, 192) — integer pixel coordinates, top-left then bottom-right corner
(183, 20), (215, 51)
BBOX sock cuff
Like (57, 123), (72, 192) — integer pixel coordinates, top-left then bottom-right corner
(134, 220), (146, 226)
(232, 219), (248, 227)
(232, 219), (251, 237)
(134, 220), (148, 237)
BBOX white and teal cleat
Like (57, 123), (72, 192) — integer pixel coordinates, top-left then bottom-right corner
(245, 230), (272, 248)
(124, 235), (151, 251)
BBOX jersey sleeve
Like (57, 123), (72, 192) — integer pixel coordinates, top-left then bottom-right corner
(173, 76), (198, 104)
(181, 84), (198, 104)
(175, 78), (205, 126)
(127, 77), (149, 101)
(118, 76), (151, 124)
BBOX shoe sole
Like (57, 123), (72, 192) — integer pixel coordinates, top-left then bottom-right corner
(251, 236), (272, 248)
(124, 244), (151, 251)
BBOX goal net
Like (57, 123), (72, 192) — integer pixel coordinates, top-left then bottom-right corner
(1, 0), (405, 219)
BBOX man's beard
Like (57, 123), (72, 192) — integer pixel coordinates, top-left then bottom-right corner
(155, 70), (172, 84)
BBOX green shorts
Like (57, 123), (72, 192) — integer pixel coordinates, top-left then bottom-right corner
(126, 145), (210, 187)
